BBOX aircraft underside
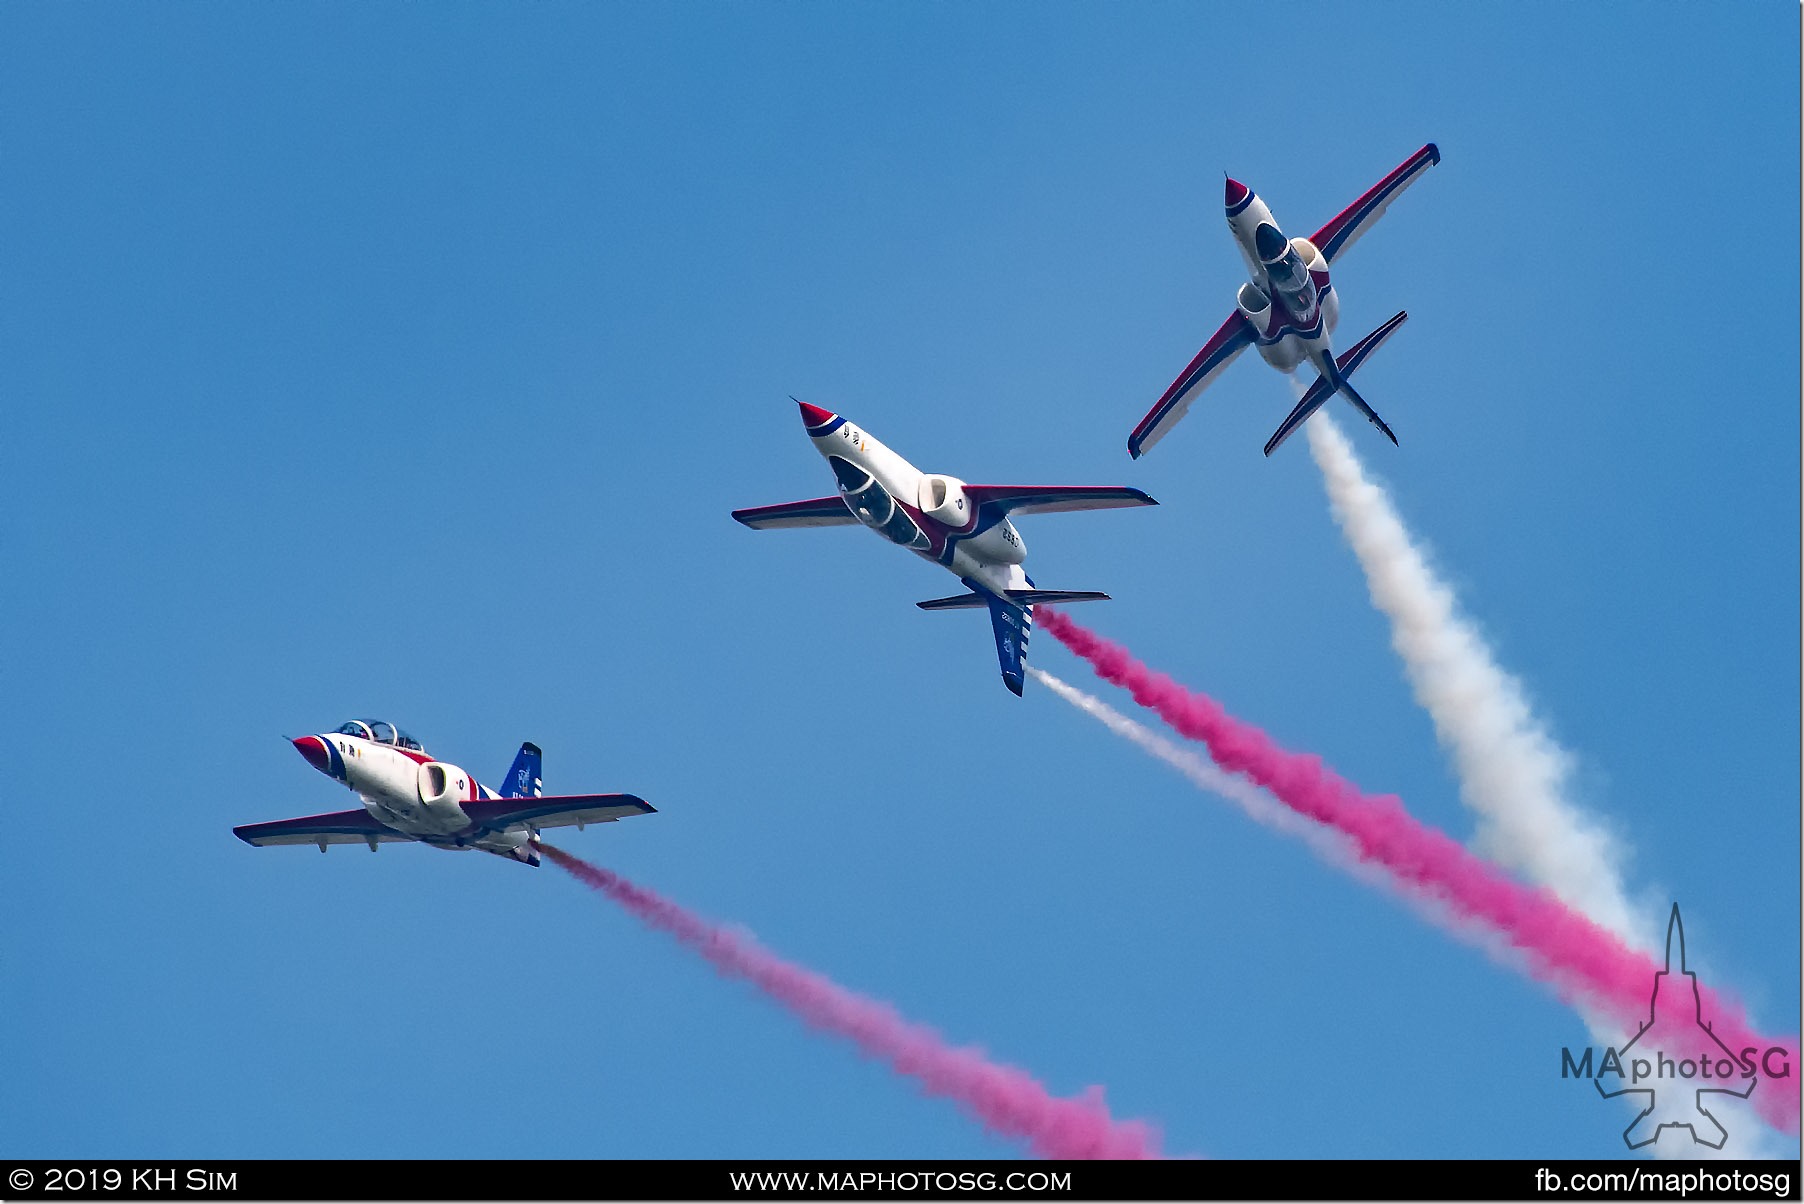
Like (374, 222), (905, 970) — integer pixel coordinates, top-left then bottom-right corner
(363, 793), (531, 856)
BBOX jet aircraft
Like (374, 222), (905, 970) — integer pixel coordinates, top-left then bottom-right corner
(1128, 143), (1441, 459)
(233, 719), (654, 866)
(733, 401), (1156, 696)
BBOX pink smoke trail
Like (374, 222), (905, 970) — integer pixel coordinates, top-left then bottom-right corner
(540, 843), (1163, 1158)
(1037, 610), (1799, 1134)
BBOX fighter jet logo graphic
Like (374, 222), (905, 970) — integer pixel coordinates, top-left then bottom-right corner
(1595, 905), (1755, 1149)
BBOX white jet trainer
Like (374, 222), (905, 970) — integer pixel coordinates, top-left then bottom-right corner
(1129, 143), (1441, 459)
(233, 720), (653, 866)
(733, 400), (1156, 696)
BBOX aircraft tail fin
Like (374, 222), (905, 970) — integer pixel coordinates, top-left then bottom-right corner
(987, 593), (1033, 697)
(1264, 310), (1408, 456)
(501, 742), (544, 800)
(916, 575), (1089, 694)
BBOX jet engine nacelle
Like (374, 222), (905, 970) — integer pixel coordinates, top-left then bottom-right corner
(417, 760), (475, 808)
(1237, 282), (1271, 329)
(917, 474), (972, 526)
(1290, 236), (1325, 274)
(959, 516), (1027, 565)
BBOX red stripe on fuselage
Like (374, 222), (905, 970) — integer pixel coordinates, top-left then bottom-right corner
(357, 739), (485, 796)
(1258, 281), (1331, 344)
(905, 498), (955, 559)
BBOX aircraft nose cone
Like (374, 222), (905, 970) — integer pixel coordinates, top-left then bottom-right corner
(1254, 222), (1288, 262)
(1225, 177), (1250, 208)
(797, 400), (838, 430)
(293, 735), (331, 774)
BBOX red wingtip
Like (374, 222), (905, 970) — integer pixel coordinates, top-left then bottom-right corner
(1225, 177), (1249, 208)
(292, 735), (331, 774)
(797, 400), (837, 430)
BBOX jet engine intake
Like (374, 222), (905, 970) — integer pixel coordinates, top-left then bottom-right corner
(418, 761), (474, 808)
(917, 474), (971, 526)
(1237, 282), (1271, 326)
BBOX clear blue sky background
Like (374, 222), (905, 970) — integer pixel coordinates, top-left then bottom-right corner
(2, 3), (1796, 1161)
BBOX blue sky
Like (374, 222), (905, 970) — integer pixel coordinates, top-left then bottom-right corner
(2, 3), (1795, 1160)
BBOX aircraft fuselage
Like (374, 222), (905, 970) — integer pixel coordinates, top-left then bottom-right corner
(801, 403), (1035, 598)
(292, 731), (535, 860)
(1225, 179), (1341, 376)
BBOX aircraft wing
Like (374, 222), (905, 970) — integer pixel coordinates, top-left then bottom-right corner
(961, 485), (1158, 518)
(732, 496), (857, 529)
(234, 808), (411, 848)
(1128, 311), (1256, 458)
(1310, 143), (1441, 265)
(460, 793), (657, 832)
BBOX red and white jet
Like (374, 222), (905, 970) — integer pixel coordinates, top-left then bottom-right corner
(233, 720), (653, 867)
(734, 401), (1156, 696)
(1128, 143), (1440, 459)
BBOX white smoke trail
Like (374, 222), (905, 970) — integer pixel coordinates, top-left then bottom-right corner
(1031, 667), (1353, 861)
(1029, 666), (1520, 960)
(1291, 403), (1789, 1152)
(1032, 674), (1786, 1154)
(1300, 404), (1649, 952)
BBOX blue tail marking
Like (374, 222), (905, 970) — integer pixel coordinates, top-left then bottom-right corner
(502, 742), (544, 799)
(985, 594), (1032, 697)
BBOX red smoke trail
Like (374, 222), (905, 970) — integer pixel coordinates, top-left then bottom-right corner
(540, 843), (1162, 1158)
(1038, 611), (1799, 1134)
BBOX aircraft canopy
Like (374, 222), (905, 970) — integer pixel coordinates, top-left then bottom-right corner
(335, 719), (425, 752)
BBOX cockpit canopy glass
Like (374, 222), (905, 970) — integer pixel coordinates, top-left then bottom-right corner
(335, 719), (424, 752)
(829, 457), (929, 551)
(830, 455), (871, 494)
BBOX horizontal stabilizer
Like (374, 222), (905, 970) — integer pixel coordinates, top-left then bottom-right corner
(1004, 589), (1110, 605)
(917, 592), (990, 611)
(918, 588), (1111, 612)
(1264, 310), (1408, 457)
(1336, 375), (1398, 446)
